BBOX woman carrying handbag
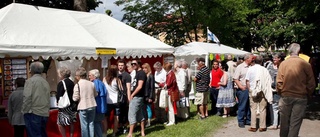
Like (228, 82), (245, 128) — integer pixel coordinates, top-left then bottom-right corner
(159, 62), (179, 126)
(56, 67), (77, 137)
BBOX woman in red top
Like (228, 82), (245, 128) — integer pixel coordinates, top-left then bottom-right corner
(159, 62), (179, 126)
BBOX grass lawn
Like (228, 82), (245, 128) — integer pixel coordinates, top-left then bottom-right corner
(108, 103), (231, 137)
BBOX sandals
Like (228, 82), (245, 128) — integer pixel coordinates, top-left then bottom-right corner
(267, 125), (278, 130)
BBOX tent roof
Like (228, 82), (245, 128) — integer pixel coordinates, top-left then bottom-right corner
(174, 42), (248, 56)
(0, 3), (173, 59)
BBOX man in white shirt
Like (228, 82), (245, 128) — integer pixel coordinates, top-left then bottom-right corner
(182, 61), (192, 95)
(245, 55), (273, 132)
(175, 60), (189, 119)
(153, 62), (167, 123)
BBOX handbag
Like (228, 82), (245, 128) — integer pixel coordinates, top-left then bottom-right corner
(57, 80), (70, 108)
(177, 97), (187, 108)
(117, 78), (126, 104)
(170, 91), (180, 102)
(159, 89), (168, 108)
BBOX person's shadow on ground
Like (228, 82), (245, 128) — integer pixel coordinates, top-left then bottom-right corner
(305, 96), (320, 120)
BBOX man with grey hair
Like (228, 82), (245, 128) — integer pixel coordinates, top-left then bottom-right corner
(233, 53), (254, 128)
(22, 61), (51, 137)
(181, 60), (192, 114)
(277, 43), (315, 137)
(245, 55), (273, 132)
(181, 60), (192, 93)
(174, 59), (189, 119)
(153, 61), (167, 123)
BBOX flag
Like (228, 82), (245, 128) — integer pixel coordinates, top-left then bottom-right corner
(207, 27), (220, 45)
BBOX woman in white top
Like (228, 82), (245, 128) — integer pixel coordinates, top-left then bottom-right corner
(103, 65), (120, 137)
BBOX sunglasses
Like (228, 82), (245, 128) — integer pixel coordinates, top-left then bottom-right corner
(131, 63), (137, 65)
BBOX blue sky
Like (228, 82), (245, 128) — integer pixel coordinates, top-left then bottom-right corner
(90, 0), (124, 21)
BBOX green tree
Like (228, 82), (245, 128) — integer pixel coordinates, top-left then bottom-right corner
(279, 0), (320, 54)
(115, 0), (319, 53)
(0, 0), (101, 11)
(114, 0), (258, 49)
(248, 0), (319, 54)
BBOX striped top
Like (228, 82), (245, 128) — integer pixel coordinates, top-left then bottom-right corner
(195, 66), (210, 92)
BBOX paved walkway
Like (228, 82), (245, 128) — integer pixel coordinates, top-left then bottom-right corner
(210, 117), (319, 137)
(211, 96), (320, 137)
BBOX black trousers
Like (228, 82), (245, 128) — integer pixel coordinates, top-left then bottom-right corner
(14, 125), (26, 137)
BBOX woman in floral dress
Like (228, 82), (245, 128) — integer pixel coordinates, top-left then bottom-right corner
(216, 61), (235, 118)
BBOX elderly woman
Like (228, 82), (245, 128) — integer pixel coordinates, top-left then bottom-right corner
(88, 69), (107, 137)
(142, 63), (155, 127)
(159, 62), (179, 126)
(73, 67), (97, 137)
(266, 53), (282, 130)
(56, 67), (76, 137)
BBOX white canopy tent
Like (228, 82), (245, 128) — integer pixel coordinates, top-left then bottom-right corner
(174, 42), (249, 100)
(0, 3), (174, 59)
(174, 42), (248, 66)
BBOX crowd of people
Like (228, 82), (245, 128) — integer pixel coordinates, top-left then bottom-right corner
(6, 43), (319, 137)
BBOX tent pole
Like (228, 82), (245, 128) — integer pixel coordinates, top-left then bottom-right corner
(205, 54), (209, 67)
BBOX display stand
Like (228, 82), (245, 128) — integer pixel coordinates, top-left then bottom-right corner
(2, 58), (27, 98)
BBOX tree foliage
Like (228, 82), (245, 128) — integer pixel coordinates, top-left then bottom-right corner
(0, 0), (101, 11)
(114, 0), (320, 54)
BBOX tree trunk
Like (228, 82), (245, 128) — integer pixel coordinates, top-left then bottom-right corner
(74, 0), (87, 11)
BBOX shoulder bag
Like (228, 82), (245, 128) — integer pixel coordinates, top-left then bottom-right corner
(117, 78), (126, 104)
(57, 80), (70, 108)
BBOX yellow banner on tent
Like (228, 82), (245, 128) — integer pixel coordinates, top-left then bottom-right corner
(96, 48), (116, 55)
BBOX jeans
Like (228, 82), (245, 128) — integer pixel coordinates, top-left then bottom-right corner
(24, 113), (48, 137)
(236, 88), (251, 125)
(79, 107), (96, 137)
(94, 113), (105, 137)
(269, 94), (280, 126)
(209, 87), (221, 114)
(279, 96), (307, 137)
